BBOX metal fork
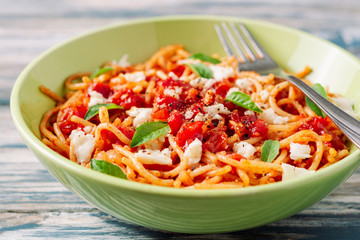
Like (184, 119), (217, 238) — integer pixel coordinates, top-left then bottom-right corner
(215, 22), (360, 149)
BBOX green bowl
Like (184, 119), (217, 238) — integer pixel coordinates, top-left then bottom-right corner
(10, 15), (360, 234)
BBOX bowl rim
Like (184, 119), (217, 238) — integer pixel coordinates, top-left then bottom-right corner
(10, 14), (360, 198)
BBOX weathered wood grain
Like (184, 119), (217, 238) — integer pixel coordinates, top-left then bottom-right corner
(2, 0), (360, 239)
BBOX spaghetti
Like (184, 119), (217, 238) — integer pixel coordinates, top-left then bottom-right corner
(40, 45), (350, 189)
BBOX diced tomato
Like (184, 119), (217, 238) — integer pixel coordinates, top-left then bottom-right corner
(299, 116), (330, 135)
(152, 96), (182, 121)
(100, 126), (134, 151)
(227, 153), (244, 160)
(88, 82), (112, 98)
(187, 103), (205, 119)
(249, 119), (268, 138)
(185, 88), (202, 105)
(152, 108), (170, 121)
(109, 88), (145, 110)
(167, 110), (183, 134)
(143, 164), (175, 171)
(203, 129), (228, 153)
(230, 114), (268, 139)
(171, 65), (186, 77)
(117, 125), (135, 140)
(214, 80), (231, 98)
(175, 122), (204, 148)
(58, 104), (88, 135)
(299, 116), (345, 150)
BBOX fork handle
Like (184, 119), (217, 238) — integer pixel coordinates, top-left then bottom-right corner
(286, 75), (360, 149)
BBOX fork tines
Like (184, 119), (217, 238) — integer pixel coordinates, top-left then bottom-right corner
(215, 22), (265, 63)
(215, 22), (280, 74)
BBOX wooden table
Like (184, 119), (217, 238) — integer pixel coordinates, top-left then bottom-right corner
(1, 1), (360, 239)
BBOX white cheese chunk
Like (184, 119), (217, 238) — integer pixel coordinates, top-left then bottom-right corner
(83, 126), (93, 134)
(126, 107), (153, 127)
(163, 87), (182, 99)
(244, 110), (255, 116)
(190, 77), (217, 90)
(226, 87), (241, 97)
(259, 89), (270, 101)
(203, 104), (231, 120)
(69, 130), (95, 164)
(281, 163), (315, 181)
(184, 138), (203, 165)
(88, 91), (107, 107)
(135, 148), (172, 165)
(184, 109), (195, 120)
(289, 143), (311, 160)
(259, 108), (289, 125)
(209, 65), (234, 81)
(123, 71), (146, 82)
(331, 97), (356, 117)
(193, 113), (206, 122)
(113, 54), (130, 67)
(235, 78), (253, 92)
(233, 141), (257, 159)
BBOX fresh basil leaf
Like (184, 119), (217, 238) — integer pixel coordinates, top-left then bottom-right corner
(91, 159), (127, 179)
(305, 83), (327, 118)
(189, 53), (221, 64)
(261, 140), (280, 163)
(186, 63), (213, 79)
(130, 121), (170, 148)
(225, 92), (263, 113)
(84, 103), (123, 120)
(90, 67), (114, 80)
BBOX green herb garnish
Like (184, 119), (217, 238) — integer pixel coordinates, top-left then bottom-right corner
(186, 63), (213, 79)
(261, 140), (280, 163)
(130, 121), (170, 148)
(90, 159), (127, 179)
(90, 67), (114, 80)
(305, 83), (327, 118)
(84, 103), (123, 120)
(189, 53), (221, 64)
(225, 92), (263, 113)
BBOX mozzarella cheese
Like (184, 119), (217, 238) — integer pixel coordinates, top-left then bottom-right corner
(233, 141), (257, 159)
(135, 148), (172, 165)
(203, 103), (231, 120)
(126, 107), (153, 127)
(123, 71), (146, 82)
(209, 65), (234, 81)
(226, 87), (241, 97)
(281, 163), (315, 181)
(235, 78), (253, 92)
(190, 77), (217, 90)
(331, 97), (357, 117)
(289, 143), (311, 160)
(163, 87), (182, 99)
(88, 91), (107, 107)
(183, 138), (203, 165)
(69, 130), (95, 164)
(259, 108), (289, 125)
(259, 89), (270, 101)
(115, 54), (130, 67)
